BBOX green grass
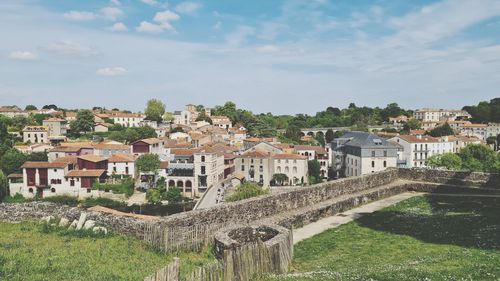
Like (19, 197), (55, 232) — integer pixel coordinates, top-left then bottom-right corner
(264, 195), (500, 281)
(0, 221), (216, 281)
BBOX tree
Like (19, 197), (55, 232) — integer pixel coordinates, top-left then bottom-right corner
(26, 152), (48, 162)
(0, 149), (26, 175)
(146, 188), (162, 204)
(285, 125), (302, 142)
(145, 99), (166, 122)
(135, 125), (156, 140)
(486, 136), (497, 150)
(163, 112), (174, 122)
(225, 182), (269, 202)
(32, 114), (51, 125)
(308, 160), (321, 184)
(380, 103), (405, 121)
(136, 154), (161, 173)
(459, 144), (499, 173)
(164, 187), (184, 203)
(195, 112), (213, 124)
(271, 173), (289, 186)
(0, 170), (8, 201)
(42, 104), (58, 110)
(70, 110), (94, 134)
(25, 105), (37, 111)
(427, 153), (462, 170)
(325, 129), (335, 144)
(403, 119), (421, 132)
(428, 123), (454, 137)
(314, 133), (325, 146)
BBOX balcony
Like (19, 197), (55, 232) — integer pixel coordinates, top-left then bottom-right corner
(168, 162), (194, 169)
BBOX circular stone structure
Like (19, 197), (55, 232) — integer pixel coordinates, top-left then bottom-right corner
(214, 224), (293, 278)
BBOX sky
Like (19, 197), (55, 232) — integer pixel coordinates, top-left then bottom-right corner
(0, 0), (499, 115)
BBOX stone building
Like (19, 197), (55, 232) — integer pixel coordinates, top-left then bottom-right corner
(22, 126), (48, 144)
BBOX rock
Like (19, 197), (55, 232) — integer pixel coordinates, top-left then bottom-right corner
(83, 220), (96, 230)
(59, 217), (70, 227)
(76, 212), (87, 230)
(93, 226), (108, 235)
(41, 216), (55, 223)
(69, 219), (78, 229)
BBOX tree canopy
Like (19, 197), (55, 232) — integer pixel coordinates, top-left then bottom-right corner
(428, 123), (454, 137)
(136, 154), (161, 173)
(145, 99), (166, 122)
(70, 110), (94, 134)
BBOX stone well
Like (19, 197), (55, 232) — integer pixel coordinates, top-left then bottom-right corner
(214, 224), (293, 278)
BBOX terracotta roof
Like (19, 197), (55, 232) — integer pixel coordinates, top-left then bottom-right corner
(294, 145), (327, 154)
(133, 138), (161, 145)
(21, 161), (68, 169)
(7, 173), (23, 178)
(108, 153), (136, 163)
(396, 135), (440, 143)
(50, 146), (82, 153)
(110, 113), (144, 118)
(224, 153), (236, 159)
(171, 148), (200, 157)
(461, 124), (487, 128)
(65, 112), (77, 118)
(78, 155), (108, 163)
(95, 122), (113, 128)
(43, 118), (66, 122)
(160, 161), (169, 169)
(52, 156), (78, 165)
(23, 126), (48, 131)
(239, 150), (270, 158)
(93, 143), (130, 150)
(273, 154), (308, 160)
(65, 169), (106, 177)
(59, 142), (93, 148)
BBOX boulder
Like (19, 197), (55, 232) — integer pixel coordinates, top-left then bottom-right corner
(93, 226), (108, 235)
(76, 212), (87, 230)
(83, 220), (96, 230)
(69, 219), (78, 229)
(41, 216), (55, 223)
(59, 217), (70, 227)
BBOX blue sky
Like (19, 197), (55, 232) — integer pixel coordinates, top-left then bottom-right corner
(0, 0), (499, 114)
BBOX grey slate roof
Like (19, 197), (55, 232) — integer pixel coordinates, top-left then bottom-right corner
(337, 131), (398, 149)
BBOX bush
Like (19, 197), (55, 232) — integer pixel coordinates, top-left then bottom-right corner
(81, 197), (125, 208)
(2, 193), (31, 203)
(225, 182), (269, 202)
(93, 178), (134, 197)
(42, 195), (79, 206)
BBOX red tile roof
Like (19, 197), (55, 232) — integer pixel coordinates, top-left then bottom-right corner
(65, 169), (106, 177)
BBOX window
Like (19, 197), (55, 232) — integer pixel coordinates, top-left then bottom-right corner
(87, 189), (91, 193)
(201, 166), (206, 175)
(293, 167), (297, 173)
(53, 169), (57, 172)
(383, 150), (387, 157)
(383, 161), (387, 168)
(51, 188), (56, 193)
(241, 165), (245, 171)
(201, 156), (205, 162)
(371, 161), (375, 168)
(28, 188), (33, 193)
(372, 151), (375, 157)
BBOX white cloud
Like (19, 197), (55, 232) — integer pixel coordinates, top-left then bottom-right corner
(41, 40), (97, 57)
(256, 45), (280, 54)
(140, 0), (159, 6)
(8, 51), (38, 61)
(96, 67), (127, 77)
(63, 11), (96, 21)
(108, 22), (128, 32)
(136, 21), (167, 33)
(213, 21), (222, 30)
(154, 10), (180, 23)
(110, 0), (121, 6)
(136, 10), (179, 33)
(225, 25), (255, 47)
(100, 7), (124, 21)
(175, 2), (202, 15)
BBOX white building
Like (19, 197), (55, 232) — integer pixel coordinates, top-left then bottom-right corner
(107, 153), (136, 178)
(109, 113), (145, 127)
(42, 118), (68, 137)
(388, 135), (454, 168)
(486, 123), (500, 138)
(459, 123), (488, 140)
(414, 108), (470, 122)
(331, 132), (399, 178)
(210, 116), (232, 130)
(23, 126), (48, 144)
(294, 145), (329, 179)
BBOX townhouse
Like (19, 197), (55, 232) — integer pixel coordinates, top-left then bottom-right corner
(331, 132), (399, 178)
(42, 118), (68, 137)
(388, 134), (454, 168)
(293, 145), (329, 179)
(107, 153), (136, 178)
(210, 116), (232, 130)
(109, 112), (145, 127)
(413, 108), (470, 122)
(459, 123), (488, 140)
(131, 138), (165, 156)
(23, 126), (48, 144)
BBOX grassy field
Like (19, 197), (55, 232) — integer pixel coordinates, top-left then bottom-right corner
(0, 221), (215, 281)
(265, 195), (500, 281)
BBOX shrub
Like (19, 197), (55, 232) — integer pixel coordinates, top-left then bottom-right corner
(2, 193), (31, 203)
(81, 197), (125, 208)
(42, 195), (79, 206)
(93, 178), (134, 197)
(225, 182), (269, 202)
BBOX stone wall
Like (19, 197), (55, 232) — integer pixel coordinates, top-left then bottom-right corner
(156, 169), (400, 228)
(398, 168), (500, 189)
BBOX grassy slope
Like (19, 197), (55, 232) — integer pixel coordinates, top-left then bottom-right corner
(267, 195), (500, 281)
(0, 222), (215, 281)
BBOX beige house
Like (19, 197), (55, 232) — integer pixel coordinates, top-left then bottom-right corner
(23, 126), (48, 144)
(42, 118), (68, 136)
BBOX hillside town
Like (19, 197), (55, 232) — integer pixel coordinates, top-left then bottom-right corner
(0, 99), (498, 208)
